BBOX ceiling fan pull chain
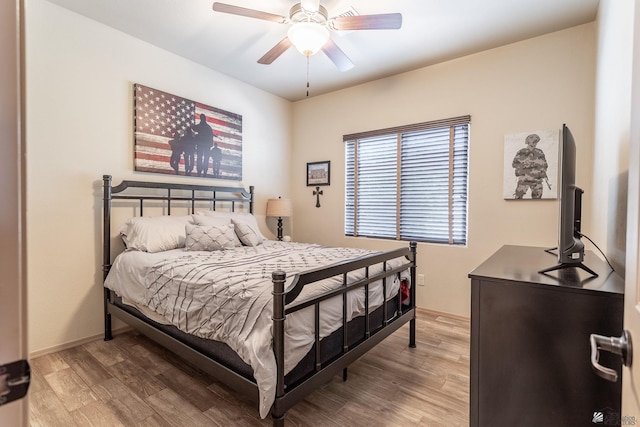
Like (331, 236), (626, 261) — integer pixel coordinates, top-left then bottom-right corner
(306, 55), (310, 97)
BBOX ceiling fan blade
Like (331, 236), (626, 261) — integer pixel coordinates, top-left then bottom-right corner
(258, 37), (293, 64)
(321, 39), (354, 72)
(212, 3), (287, 24)
(330, 13), (402, 31)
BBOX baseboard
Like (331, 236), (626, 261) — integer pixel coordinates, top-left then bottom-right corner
(416, 306), (470, 322)
(28, 326), (132, 359)
(28, 309), (467, 359)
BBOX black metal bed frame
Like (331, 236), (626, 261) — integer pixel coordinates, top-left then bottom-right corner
(102, 174), (417, 426)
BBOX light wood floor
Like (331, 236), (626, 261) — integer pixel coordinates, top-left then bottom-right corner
(28, 308), (470, 426)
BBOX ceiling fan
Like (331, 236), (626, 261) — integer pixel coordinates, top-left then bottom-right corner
(212, 0), (402, 72)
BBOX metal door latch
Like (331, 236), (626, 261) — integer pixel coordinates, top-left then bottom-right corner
(590, 331), (632, 382)
(0, 360), (30, 406)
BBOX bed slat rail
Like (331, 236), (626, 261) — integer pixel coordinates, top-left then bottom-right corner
(112, 178), (252, 197)
(382, 264), (388, 326)
(284, 245), (415, 304)
(342, 272), (348, 354)
(365, 283), (370, 339)
(284, 263), (410, 314)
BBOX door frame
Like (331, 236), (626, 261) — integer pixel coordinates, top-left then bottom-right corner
(622, 0), (640, 419)
(0, 0), (28, 425)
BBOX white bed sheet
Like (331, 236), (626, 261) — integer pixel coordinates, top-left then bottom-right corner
(104, 240), (408, 418)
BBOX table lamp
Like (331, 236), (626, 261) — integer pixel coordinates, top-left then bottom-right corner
(266, 197), (292, 241)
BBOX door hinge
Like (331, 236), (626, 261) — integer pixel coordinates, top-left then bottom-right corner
(0, 360), (30, 406)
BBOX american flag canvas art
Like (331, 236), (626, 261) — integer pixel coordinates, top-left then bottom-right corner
(133, 84), (242, 180)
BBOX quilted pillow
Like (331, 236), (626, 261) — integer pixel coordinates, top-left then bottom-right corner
(184, 223), (238, 251)
(198, 211), (267, 241)
(232, 219), (262, 247)
(192, 215), (241, 247)
(119, 215), (193, 253)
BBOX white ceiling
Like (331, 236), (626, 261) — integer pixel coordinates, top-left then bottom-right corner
(44, 0), (600, 102)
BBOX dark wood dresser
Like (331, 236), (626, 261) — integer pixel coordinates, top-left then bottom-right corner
(469, 245), (624, 427)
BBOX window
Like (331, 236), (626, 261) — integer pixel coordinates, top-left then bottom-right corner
(345, 115), (470, 245)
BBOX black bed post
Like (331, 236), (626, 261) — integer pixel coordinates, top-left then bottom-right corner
(249, 185), (255, 215)
(409, 241), (417, 348)
(102, 175), (113, 341)
(271, 270), (286, 427)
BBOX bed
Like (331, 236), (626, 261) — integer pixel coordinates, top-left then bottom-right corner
(101, 175), (417, 426)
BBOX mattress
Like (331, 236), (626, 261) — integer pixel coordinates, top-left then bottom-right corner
(104, 240), (409, 417)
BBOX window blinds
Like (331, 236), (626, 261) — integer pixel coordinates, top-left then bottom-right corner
(345, 116), (470, 245)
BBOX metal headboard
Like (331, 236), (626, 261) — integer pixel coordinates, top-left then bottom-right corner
(102, 174), (254, 279)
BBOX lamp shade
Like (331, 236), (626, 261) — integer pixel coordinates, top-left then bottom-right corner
(287, 22), (329, 56)
(266, 198), (292, 217)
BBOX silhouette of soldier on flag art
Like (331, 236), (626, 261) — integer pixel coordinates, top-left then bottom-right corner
(191, 113), (214, 177)
(169, 130), (197, 176)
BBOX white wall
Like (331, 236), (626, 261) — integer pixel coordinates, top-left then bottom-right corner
(291, 24), (597, 317)
(592, 0), (634, 274)
(591, 0), (640, 416)
(25, 0), (293, 354)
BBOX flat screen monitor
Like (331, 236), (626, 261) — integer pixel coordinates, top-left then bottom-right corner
(539, 124), (597, 277)
(558, 124), (584, 263)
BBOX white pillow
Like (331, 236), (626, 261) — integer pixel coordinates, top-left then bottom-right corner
(198, 211), (266, 242)
(232, 219), (262, 247)
(192, 215), (242, 246)
(119, 215), (193, 253)
(185, 223), (238, 251)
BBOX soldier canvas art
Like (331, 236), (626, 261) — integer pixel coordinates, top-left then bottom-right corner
(503, 129), (559, 199)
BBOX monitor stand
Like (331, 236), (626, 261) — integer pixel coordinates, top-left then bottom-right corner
(538, 261), (598, 278)
(539, 246), (599, 278)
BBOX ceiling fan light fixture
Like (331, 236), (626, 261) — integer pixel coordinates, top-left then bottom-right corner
(300, 0), (320, 13)
(287, 22), (329, 56)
